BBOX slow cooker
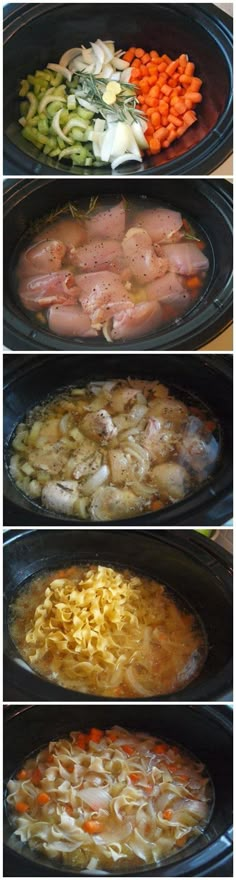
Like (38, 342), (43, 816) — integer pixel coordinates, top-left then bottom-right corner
(3, 528), (233, 702)
(3, 705), (233, 877)
(3, 178), (233, 352)
(3, 354), (233, 526)
(3, 3), (233, 176)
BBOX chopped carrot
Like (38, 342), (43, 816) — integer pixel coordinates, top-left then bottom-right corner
(31, 768), (42, 785)
(204, 420), (216, 432)
(196, 240), (205, 250)
(66, 763), (75, 773)
(186, 91), (202, 103)
(186, 275), (202, 289)
(135, 48), (145, 58)
(88, 727), (103, 743)
(16, 769), (29, 781)
(64, 804), (74, 815)
(123, 48), (136, 63)
(15, 801), (29, 813)
(177, 774), (189, 783)
(132, 58), (142, 69)
(129, 772), (142, 783)
(185, 62), (195, 76)
(150, 50), (159, 61)
(122, 744), (135, 755)
(142, 53), (151, 64)
(176, 834), (188, 848)
(163, 809), (173, 820)
(37, 792), (50, 805)
(150, 498), (163, 511)
(76, 732), (88, 749)
(154, 743), (169, 754)
(143, 784), (153, 794)
(83, 820), (104, 834)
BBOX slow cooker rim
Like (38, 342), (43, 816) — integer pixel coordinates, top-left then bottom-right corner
(3, 705), (233, 878)
(3, 3), (233, 177)
(3, 528), (233, 703)
(3, 178), (233, 352)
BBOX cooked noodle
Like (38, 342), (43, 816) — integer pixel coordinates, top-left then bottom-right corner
(7, 726), (211, 872)
(9, 565), (206, 697)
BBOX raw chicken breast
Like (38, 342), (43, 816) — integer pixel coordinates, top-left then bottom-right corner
(18, 239), (66, 277)
(161, 242), (209, 276)
(19, 271), (77, 311)
(47, 304), (97, 337)
(34, 218), (87, 248)
(135, 207), (183, 243)
(85, 201), (125, 240)
(70, 239), (123, 272)
(122, 228), (168, 283)
(75, 271), (133, 323)
(111, 301), (163, 340)
(145, 272), (185, 302)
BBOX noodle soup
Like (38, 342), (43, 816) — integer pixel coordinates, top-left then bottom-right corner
(9, 564), (207, 697)
(8, 378), (220, 521)
(7, 726), (212, 873)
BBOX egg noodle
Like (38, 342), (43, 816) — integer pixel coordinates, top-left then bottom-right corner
(7, 726), (210, 872)
(10, 565), (206, 697)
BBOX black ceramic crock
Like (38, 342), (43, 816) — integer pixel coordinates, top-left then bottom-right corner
(3, 3), (233, 176)
(3, 354), (233, 526)
(3, 705), (233, 877)
(3, 528), (233, 703)
(3, 178), (233, 352)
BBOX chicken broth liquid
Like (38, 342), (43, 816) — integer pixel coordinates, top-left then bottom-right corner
(7, 727), (212, 873)
(9, 378), (220, 521)
(9, 564), (207, 697)
(14, 196), (210, 342)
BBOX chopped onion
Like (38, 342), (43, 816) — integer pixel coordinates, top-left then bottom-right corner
(125, 668), (151, 696)
(111, 152), (142, 170)
(94, 821), (132, 844)
(59, 48), (82, 67)
(47, 63), (72, 82)
(78, 786), (111, 810)
(82, 464), (110, 495)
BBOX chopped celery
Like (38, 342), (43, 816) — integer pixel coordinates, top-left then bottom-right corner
(70, 128), (86, 142)
(54, 85), (66, 98)
(77, 107), (94, 120)
(19, 79), (29, 97)
(28, 115), (40, 127)
(22, 128), (44, 149)
(59, 110), (70, 125)
(57, 137), (66, 150)
(36, 69), (51, 81)
(47, 101), (65, 118)
(67, 94), (76, 111)
(49, 148), (61, 157)
(38, 117), (49, 134)
(85, 157), (93, 166)
(20, 101), (29, 116)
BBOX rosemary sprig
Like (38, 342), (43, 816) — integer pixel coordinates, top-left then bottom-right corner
(28, 196), (99, 236)
(72, 71), (145, 124)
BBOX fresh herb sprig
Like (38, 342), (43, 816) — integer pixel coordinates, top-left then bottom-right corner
(72, 72), (145, 124)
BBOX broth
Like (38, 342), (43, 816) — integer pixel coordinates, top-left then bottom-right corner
(9, 564), (207, 697)
(9, 378), (220, 521)
(7, 726), (211, 873)
(15, 196), (210, 342)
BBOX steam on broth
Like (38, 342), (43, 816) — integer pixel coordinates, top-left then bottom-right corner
(7, 726), (212, 872)
(9, 564), (207, 697)
(15, 197), (210, 342)
(9, 378), (220, 521)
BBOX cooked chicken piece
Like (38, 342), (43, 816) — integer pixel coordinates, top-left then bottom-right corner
(18, 239), (66, 277)
(90, 485), (145, 520)
(110, 386), (139, 414)
(73, 451), (102, 480)
(85, 201), (125, 240)
(180, 432), (219, 474)
(81, 409), (117, 441)
(151, 462), (190, 500)
(134, 207), (183, 243)
(108, 447), (149, 484)
(142, 418), (177, 463)
(148, 398), (188, 427)
(28, 444), (67, 475)
(41, 480), (79, 514)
